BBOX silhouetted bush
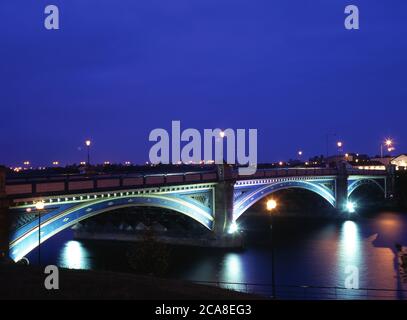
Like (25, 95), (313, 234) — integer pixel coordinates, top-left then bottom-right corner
(126, 230), (170, 276)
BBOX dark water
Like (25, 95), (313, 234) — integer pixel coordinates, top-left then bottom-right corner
(28, 210), (407, 299)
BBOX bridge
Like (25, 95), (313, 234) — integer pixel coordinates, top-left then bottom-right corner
(0, 164), (394, 262)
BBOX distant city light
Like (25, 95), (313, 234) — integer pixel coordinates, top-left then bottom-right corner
(85, 140), (91, 147)
(298, 150), (303, 156)
(337, 141), (343, 148)
(219, 131), (225, 138)
(52, 161), (59, 166)
(279, 161), (283, 166)
(23, 161), (30, 166)
(124, 161), (131, 165)
(104, 161), (111, 165)
(80, 161), (86, 166)
(385, 139), (393, 147)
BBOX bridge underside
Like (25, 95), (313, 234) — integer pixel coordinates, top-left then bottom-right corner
(233, 178), (337, 221)
(9, 184), (215, 262)
(232, 175), (387, 221)
(347, 176), (386, 199)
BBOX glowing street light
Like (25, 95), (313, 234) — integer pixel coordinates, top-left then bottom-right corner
(267, 199), (278, 211)
(228, 221), (239, 234)
(219, 130), (225, 138)
(85, 139), (92, 165)
(381, 138), (394, 157)
(346, 201), (356, 213)
(35, 201), (45, 210)
(336, 141), (344, 156)
(266, 198), (278, 299)
(35, 200), (45, 265)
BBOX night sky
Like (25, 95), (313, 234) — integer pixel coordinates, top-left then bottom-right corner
(1, 1), (406, 166)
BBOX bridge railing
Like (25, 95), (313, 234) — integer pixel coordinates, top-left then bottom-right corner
(5, 170), (219, 198)
(232, 167), (339, 180)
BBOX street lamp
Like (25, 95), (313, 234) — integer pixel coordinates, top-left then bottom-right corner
(85, 140), (91, 165)
(337, 141), (343, 155)
(35, 200), (45, 266)
(266, 198), (278, 299)
(381, 139), (393, 158)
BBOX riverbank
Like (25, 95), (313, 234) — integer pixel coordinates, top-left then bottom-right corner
(0, 264), (259, 300)
(397, 245), (407, 289)
(74, 230), (244, 249)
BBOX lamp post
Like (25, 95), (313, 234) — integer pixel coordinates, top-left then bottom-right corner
(381, 139), (393, 158)
(35, 201), (45, 266)
(266, 199), (278, 299)
(337, 141), (343, 156)
(85, 140), (91, 166)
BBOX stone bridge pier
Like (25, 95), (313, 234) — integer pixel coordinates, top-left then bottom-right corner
(336, 163), (349, 211)
(213, 165), (235, 239)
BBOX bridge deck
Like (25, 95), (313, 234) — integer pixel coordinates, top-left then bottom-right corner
(5, 167), (387, 200)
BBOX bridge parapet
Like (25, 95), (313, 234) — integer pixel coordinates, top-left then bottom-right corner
(232, 168), (339, 180)
(5, 170), (219, 200)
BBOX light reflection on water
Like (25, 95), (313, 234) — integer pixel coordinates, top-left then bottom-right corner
(338, 220), (361, 278)
(58, 240), (90, 270)
(340, 221), (360, 260)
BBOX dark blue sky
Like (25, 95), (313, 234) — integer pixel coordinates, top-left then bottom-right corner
(1, 1), (406, 166)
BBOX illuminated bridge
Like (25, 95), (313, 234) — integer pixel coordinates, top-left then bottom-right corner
(0, 165), (393, 262)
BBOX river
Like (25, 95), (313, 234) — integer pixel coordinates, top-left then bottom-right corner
(27, 210), (407, 299)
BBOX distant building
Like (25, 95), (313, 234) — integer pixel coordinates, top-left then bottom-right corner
(325, 153), (370, 167)
(391, 154), (407, 170)
(371, 156), (393, 166)
(351, 160), (386, 171)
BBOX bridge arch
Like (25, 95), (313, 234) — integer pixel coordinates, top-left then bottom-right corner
(233, 180), (336, 221)
(347, 178), (385, 199)
(9, 194), (214, 262)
